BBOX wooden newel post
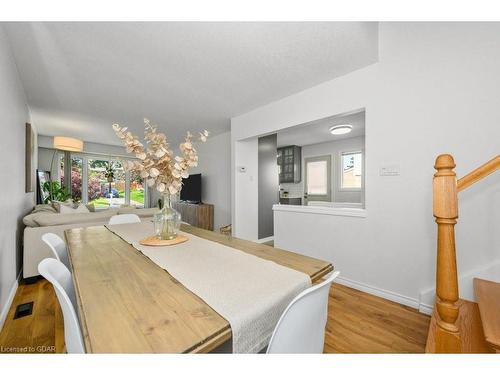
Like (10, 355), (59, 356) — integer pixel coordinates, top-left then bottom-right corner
(433, 154), (461, 353)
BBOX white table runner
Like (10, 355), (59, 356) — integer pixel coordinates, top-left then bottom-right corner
(105, 222), (311, 353)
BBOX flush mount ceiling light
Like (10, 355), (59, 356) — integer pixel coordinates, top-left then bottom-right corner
(329, 124), (353, 135)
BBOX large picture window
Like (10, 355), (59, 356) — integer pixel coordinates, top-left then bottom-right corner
(64, 153), (148, 209)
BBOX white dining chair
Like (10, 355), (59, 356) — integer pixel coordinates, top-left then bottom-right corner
(267, 270), (340, 354)
(108, 214), (141, 225)
(38, 258), (85, 354)
(41, 233), (70, 269)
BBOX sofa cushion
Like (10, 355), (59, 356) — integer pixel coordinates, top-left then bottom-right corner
(52, 199), (77, 212)
(32, 204), (58, 214)
(23, 206), (156, 228)
(60, 203), (90, 214)
(118, 207), (159, 217)
(33, 210), (118, 227)
(23, 212), (57, 227)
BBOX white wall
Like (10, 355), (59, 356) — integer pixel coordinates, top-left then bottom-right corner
(281, 136), (365, 204)
(0, 26), (34, 328)
(148, 131), (232, 231)
(233, 137), (259, 239)
(189, 131), (231, 230)
(231, 23), (500, 309)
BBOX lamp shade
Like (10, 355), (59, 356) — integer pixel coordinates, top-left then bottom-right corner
(53, 136), (83, 152)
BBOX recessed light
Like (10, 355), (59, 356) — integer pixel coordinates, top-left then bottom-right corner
(329, 124), (352, 135)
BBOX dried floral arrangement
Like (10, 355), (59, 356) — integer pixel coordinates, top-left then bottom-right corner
(112, 119), (209, 195)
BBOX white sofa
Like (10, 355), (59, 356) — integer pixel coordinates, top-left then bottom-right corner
(23, 205), (159, 279)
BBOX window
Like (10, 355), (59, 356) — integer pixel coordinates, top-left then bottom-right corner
(341, 151), (362, 190)
(70, 156), (83, 201)
(59, 154), (149, 209)
(59, 153), (64, 186)
(88, 159), (110, 209)
(130, 170), (145, 208)
(109, 161), (126, 207)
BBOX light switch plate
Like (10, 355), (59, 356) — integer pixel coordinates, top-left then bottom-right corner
(380, 165), (400, 176)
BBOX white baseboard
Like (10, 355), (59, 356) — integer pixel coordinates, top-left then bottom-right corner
(418, 260), (500, 316)
(254, 236), (274, 244)
(0, 274), (20, 332)
(418, 303), (434, 316)
(336, 276), (422, 311)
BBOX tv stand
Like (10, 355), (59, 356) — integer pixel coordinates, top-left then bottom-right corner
(172, 201), (214, 231)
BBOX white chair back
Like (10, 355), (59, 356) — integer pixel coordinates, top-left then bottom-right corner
(108, 214), (141, 225)
(41, 233), (70, 269)
(267, 271), (340, 354)
(38, 258), (85, 353)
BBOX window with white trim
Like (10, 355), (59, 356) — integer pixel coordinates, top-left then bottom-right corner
(340, 151), (362, 190)
(66, 153), (148, 209)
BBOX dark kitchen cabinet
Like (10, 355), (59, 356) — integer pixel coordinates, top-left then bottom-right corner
(277, 145), (301, 183)
(279, 197), (302, 205)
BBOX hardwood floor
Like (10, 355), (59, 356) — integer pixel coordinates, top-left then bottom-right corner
(0, 279), (64, 353)
(325, 283), (430, 353)
(0, 279), (430, 353)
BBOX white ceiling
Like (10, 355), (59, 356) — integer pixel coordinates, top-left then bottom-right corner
(4, 22), (378, 145)
(277, 110), (365, 147)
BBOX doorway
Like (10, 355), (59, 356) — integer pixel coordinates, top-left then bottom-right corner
(304, 155), (332, 204)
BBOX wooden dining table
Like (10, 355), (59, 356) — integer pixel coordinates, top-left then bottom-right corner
(64, 223), (333, 353)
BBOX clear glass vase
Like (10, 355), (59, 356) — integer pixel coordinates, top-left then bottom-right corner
(154, 193), (182, 240)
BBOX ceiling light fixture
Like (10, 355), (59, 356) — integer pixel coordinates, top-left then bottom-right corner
(53, 136), (84, 152)
(329, 124), (352, 135)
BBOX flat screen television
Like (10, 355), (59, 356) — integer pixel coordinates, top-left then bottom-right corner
(180, 173), (202, 203)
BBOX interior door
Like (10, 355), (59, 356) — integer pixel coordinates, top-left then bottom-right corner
(258, 133), (278, 239)
(304, 155), (331, 205)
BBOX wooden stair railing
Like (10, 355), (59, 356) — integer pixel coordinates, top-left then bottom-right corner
(457, 155), (500, 192)
(432, 155), (461, 352)
(429, 154), (500, 353)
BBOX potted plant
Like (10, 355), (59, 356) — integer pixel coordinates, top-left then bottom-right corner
(42, 180), (71, 203)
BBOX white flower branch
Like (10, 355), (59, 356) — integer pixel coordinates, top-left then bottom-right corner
(112, 119), (209, 195)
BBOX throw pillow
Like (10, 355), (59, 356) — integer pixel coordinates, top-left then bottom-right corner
(74, 204), (90, 213)
(52, 199), (75, 213)
(59, 203), (90, 214)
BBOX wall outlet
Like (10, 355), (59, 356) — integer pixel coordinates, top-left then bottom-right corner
(380, 165), (400, 176)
